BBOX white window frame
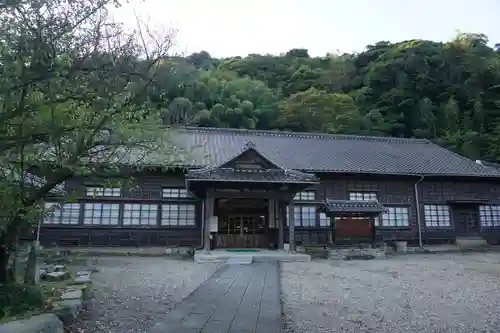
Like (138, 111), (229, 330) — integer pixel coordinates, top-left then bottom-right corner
(380, 206), (409, 227)
(43, 202), (80, 225)
(86, 186), (121, 197)
(479, 205), (500, 227)
(293, 191), (316, 201)
(319, 212), (330, 227)
(161, 203), (196, 226)
(349, 191), (378, 201)
(162, 188), (190, 198)
(424, 204), (451, 228)
(83, 203), (120, 226)
(286, 205), (317, 227)
(123, 204), (158, 226)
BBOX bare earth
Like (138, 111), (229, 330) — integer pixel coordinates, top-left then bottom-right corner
(72, 257), (220, 333)
(281, 252), (500, 333)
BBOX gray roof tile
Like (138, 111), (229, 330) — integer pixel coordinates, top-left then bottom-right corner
(187, 167), (318, 183)
(169, 127), (500, 177)
(319, 199), (387, 215)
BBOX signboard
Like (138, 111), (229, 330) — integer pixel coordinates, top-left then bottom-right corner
(209, 216), (218, 232)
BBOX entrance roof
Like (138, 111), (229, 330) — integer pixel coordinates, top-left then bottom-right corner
(187, 167), (317, 183)
(186, 141), (318, 184)
(318, 199), (387, 216)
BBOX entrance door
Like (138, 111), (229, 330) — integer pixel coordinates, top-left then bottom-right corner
(453, 207), (480, 235)
(217, 215), (267, 248)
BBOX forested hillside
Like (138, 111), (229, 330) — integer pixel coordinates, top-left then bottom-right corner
(155, 33), (500, 161)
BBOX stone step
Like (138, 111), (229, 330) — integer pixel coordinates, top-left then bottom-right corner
(226, 256), (253, 265)
(456, 236), (488, 249)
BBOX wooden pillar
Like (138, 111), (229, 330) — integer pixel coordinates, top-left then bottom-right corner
(289, 200), (296, 252)
(204, 191), (214, 252)
(277, 201), (284, 250)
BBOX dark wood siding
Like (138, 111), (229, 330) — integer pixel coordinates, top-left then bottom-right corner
(38, 170), (203, 247)
(37, 169), (500, 247)
(419, 178), (500, 243)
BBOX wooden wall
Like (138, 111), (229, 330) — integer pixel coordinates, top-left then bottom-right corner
(37, 170), (500, 247)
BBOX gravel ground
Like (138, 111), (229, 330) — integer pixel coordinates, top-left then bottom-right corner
(71, 257), (220, 333)
(281, 252), (500, 333)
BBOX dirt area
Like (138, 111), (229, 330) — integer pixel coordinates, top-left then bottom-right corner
(281, 252), (500, 333)
(71, 257), (220, 333)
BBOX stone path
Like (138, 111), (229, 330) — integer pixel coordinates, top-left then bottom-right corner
(148, 262), (281, 333)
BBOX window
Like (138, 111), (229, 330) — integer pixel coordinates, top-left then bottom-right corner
(479, 205), (500, 227)
(319, 212), (330, 227)
(380, 207), (409, 227)
(83, 203), (120, 225)
(123, 204), (158, 226)
(424, 205), (451, 227)
(349, 192), (377, 201)
(293, 191), (316, 201)
(286, 205), (316, 227)
(43, 202), (80, 225)
(161, 204), (196, 226)
(86, 186), (121, 197)
(162, 188), (190, 198)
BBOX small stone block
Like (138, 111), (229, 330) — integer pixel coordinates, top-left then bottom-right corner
(76, 270), (92, 277)
(43, 265), (55, 273)
(0, 314), (63, 333)
(83, 266), (99, 273)
(53, 299), (82, 325)
(53, 265), (66, 272)
(72, 275), (92, 284)
(60, 289), (83, 300)
(45, 271), (69, 281)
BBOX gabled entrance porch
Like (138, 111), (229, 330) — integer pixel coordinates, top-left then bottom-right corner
(186, 141), (319, 253)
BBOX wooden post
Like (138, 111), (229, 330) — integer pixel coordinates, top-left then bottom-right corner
(289, 200), (296, 253)
(278, 201), (284, 250)
(204, 191), (214, 253)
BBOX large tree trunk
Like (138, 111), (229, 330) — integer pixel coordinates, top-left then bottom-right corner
(0, 243), (13, 283)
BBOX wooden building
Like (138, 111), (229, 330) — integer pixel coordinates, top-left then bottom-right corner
(37, 127), (500, 250)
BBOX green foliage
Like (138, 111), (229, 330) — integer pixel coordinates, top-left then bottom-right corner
(0, 0), (180, 282)
(0, 284), (45, 320)
(155, 33), (500, 161)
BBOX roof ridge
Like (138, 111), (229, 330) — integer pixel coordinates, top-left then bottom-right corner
(178, 126), (430, 144)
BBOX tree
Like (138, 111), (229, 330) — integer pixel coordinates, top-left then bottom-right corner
(280, 88), (360, 133)
(0, 0), (178, 282)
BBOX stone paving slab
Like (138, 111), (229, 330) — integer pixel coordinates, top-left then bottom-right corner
(148, 262), (281, 333)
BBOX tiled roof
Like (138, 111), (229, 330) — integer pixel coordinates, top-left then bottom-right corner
(187, 167), (318, 183)
(483, 161), (500, 170)
(165, 127), (500, 178)
(319, 199), (387, 215)
(1, 167), (66, 195)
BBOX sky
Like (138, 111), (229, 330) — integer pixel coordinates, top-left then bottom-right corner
(111, 0), (500, 58)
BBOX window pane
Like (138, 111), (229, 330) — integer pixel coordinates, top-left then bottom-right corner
(479, 205), (500, 227)
(293, 191), (316, 201)
(424, 205), (451, 227)
(349, 192), (377, 201)
(162, 188), (190, 198)
(84, 203), (121, 225)
(161, 204), (196, 226)
(43, 203), (62, 224)
(380, 207), (409, 227)
(86, 187), (120, 197)
(123, 204), (158, 226)
(319, 213), (329, 227)
(44, 202), (80, 225)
